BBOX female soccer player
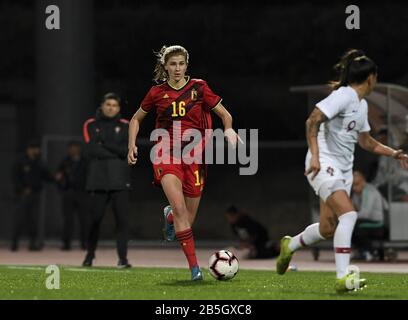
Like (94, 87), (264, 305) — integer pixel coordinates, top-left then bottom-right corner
(276, 49), (408, 292)
(127, 45), (241, 281)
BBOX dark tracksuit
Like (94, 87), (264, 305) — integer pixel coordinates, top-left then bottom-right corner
(83, 108), (131, 261)
(56, 155), (89, 249)
(12, 155), (53, 250)
(230, 214), (279, 259)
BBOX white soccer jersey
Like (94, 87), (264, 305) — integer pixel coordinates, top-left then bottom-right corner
(310, 86), (371, 171)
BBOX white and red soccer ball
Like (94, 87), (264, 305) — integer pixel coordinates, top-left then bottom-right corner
(208, 250), (239, 280)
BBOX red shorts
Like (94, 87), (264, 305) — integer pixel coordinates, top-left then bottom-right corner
(153, 161), (206, 198)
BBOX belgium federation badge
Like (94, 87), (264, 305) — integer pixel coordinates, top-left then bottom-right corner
(191, 88), (197, 101)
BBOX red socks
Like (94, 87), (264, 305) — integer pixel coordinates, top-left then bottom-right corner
(176, 228), (198, 269)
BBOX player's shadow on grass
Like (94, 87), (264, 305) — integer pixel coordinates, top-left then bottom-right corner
(161, 280), (218, 287)
(161, 278), (244, 287)
(325, 292), (401, 299)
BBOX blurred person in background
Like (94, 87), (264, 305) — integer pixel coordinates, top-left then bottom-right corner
(82, 93), (132, 268)
(225, 206), (279, 259)
(55, 140), (88, 251)
(11, 139), (53, 251)
(351, 170), (386, 261)
(372, 126), (408, 201)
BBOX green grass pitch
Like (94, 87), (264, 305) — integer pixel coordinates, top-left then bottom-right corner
(0, 265), (407, 300)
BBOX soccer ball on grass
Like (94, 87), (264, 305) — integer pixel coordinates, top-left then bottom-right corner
(208, 250), (239, 280)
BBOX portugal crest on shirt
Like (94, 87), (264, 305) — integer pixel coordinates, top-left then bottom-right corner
(115, 126), (121, 134)
(326, 167), (335, 176)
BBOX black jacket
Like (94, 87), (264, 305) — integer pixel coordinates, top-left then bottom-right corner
(230, 214), (269, 249)
(56, 155), (88, 191)
(83, 108), (131, 191)
(13, 155), (53, 195)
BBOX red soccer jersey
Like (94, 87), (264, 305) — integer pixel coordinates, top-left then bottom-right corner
(140, 77), (222, 140)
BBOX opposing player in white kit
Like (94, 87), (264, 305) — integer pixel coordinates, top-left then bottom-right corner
(276, 49), (408, 293)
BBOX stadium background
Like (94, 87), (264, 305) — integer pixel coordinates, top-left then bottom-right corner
(1, 0), (407, 244)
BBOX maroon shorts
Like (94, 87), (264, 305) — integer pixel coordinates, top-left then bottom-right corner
(153, 161), (206, 198)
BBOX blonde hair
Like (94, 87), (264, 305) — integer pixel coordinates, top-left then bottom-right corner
(153, 45), (189, 83)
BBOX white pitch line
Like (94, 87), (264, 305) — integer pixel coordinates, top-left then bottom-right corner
(2, 266), (130, 273)
(5, 266), (44, 271)
(64, 268), (131, 273)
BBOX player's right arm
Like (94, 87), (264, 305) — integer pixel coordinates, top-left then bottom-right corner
(305, 107), (328, 180)
(212, 103), (243, 148)
(358, 132), (408, 169)
(128, 107), (148, 165)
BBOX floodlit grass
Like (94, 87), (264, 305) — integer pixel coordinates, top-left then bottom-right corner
(0, 265), (407, 300)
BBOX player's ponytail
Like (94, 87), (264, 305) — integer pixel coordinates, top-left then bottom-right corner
(153, 46), (169, 83)
(152, 45), (189, 83)
(330, 49), (378, 90)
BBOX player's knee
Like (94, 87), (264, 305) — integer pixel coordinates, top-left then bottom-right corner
(319, 225), (335, 239)
(326, 190), (355, 214)
(321, 230), (335, 239)
(171, 202), (189, 218)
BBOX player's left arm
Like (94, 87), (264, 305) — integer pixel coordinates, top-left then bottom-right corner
(358, 132), (408, 169)
(212, 103), (243, 148)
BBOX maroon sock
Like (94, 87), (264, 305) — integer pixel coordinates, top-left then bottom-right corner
(176, 228), (198, 269)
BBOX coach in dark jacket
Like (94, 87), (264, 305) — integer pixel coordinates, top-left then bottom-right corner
(82, 93), (132, 268)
